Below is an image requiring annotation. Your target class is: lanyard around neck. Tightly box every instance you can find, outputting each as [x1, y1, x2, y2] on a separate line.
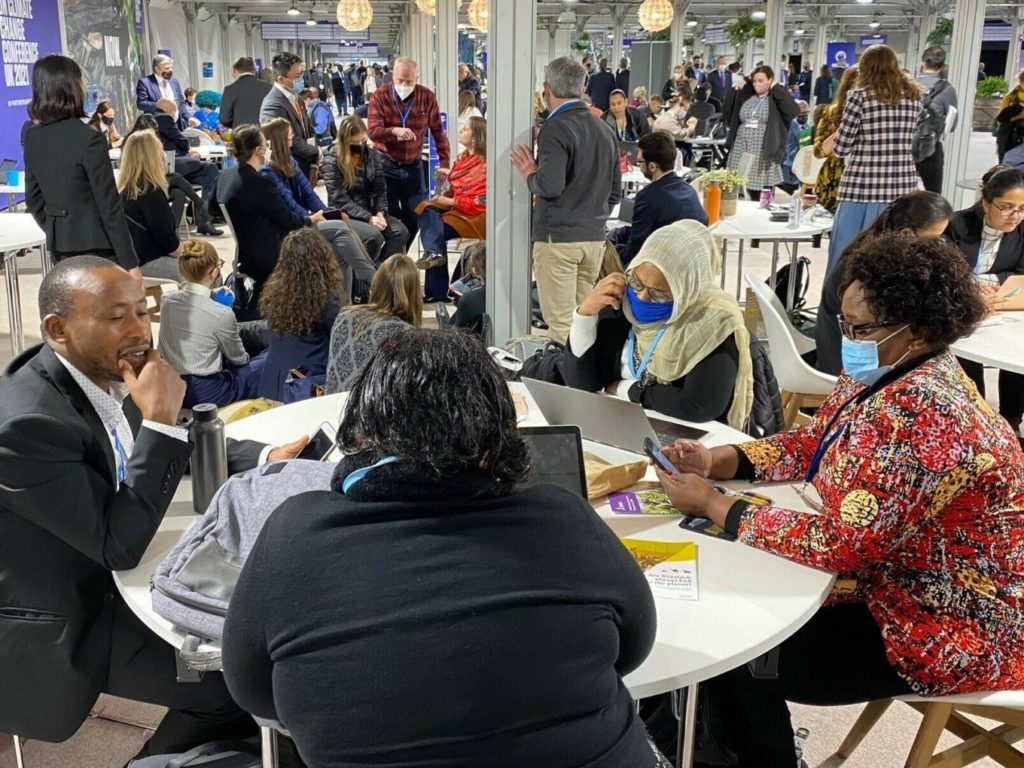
[627, 325, 668, 380]
[391, 87, 414, 127]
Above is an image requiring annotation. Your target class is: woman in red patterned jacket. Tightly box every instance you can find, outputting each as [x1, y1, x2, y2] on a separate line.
[652, 233, 1024, 767]
[414, 116, 487, 303]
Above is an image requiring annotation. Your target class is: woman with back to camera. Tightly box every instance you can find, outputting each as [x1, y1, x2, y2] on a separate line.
[223, 329, 666, 768]
[24, 55, 139, 278]
[321, 115, 409, 263]
[256, 229, 343, 401]
[813, 65, 836, 106]
[260, 117, 376, 302]
[824, 44, 920, 271]
[117, 129, 185, 281]
[724, 65, 800, 199]
[815, 191, 952, 375]
[562, 220, 753, 428]
[946, 166, 1024, 438]
[86, 100, 123, 148]
[224, 124, 309, 319]
[648, 233, 1024, 767]
[325, 253, 422, 394]
[813, 66, 858, 215]
[158, 239, 266, 407]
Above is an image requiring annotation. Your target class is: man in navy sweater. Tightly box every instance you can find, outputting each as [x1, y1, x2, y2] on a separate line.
[622, 131, 707, 265]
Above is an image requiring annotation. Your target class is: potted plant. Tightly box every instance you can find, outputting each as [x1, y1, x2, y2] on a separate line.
[727, 15, 766, 48]
[975, 76, 1010, 131]
[699, 169, 747, 216]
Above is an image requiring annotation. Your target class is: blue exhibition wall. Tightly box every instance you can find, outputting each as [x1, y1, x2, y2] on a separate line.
[0, 0, 64, 174]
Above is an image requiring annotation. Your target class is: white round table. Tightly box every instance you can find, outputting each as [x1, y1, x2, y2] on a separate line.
[710, 199, 834, 303]
[951, 314, 1024, 376]
[114, 386, 834, 768]
[0, 213, 48, 355]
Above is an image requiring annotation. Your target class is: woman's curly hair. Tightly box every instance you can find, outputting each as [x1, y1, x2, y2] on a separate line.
[840, 232, 985, 348]
[195, 89, 221, 109]
[259, 229, 342, 336]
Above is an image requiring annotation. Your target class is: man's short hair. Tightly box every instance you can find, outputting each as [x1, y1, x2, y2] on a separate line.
[152, 54, 172, 70]
[545, 56, 587, 99]
[233, 57, 256, 74]
[273, 52, 302, 79]
[39, 255, 119, 319]
[728, 62, 742, 74]
[649, 94, 664, 105]
[922, 46, 946, 71]
[299, 88, 314, 100]
[637, 131, 677, 172]
[395, 56, 419, 72]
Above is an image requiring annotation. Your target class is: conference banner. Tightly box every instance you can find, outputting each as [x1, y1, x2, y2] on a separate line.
[0, 0, 62, 173]
[64, 0, 145, 122]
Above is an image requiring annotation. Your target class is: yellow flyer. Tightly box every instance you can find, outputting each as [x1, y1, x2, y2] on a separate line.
[621, 539, 698, 601]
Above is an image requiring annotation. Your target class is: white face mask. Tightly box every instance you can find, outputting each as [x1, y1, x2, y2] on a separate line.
[170, 110, 179, 124]
[394, 83, 414, 100]
[264, 146, 272, 164]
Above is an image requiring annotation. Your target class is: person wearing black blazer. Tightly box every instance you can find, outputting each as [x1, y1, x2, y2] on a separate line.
[153, 101, 221, 236]
[259, 52, 319, 177]
[945, 169, 1024, 434]
[707, 56, 733, 105]
[23, 55, 138, 274]
[220, 125, 310, 319]
[0, 256, 303, 752]
[220, 57, 273, 129]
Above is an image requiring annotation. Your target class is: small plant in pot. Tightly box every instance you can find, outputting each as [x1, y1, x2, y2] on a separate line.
[699, 169, 747, 216]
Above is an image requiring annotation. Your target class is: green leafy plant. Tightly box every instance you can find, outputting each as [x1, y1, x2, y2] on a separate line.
[573, 31, 591, 54]
[727, 15, 765, 48]
[648, 28, 671, 42]
[977, 76, 1009, 98]
[700, 168, 748, 195]
[926, 17, 953, 46]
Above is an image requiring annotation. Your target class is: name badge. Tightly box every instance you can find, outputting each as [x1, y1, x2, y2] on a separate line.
[745, 119, 760, 129]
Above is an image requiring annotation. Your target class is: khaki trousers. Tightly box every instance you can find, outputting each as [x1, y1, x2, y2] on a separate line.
[533, 240, 605, 345]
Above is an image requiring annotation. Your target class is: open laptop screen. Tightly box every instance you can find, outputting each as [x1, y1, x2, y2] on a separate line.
[519, 425, 588, 498]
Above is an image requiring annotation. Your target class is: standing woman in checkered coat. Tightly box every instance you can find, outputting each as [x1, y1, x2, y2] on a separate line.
[822, 45, 921, 272]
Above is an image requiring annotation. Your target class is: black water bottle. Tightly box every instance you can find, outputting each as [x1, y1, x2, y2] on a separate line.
[190, 403, 228, 514]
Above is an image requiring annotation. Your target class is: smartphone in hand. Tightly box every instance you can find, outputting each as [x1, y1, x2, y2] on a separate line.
[643, 437, 677, 475]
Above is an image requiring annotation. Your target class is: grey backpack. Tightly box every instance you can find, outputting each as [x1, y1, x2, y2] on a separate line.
[151, 460, 336, 656]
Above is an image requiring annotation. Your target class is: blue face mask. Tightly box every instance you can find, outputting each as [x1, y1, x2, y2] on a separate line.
[341, 455, 399, 494]
[292, 77, 304, 94]
[840, 325, 908, 385]
[625, 285, 674, 324]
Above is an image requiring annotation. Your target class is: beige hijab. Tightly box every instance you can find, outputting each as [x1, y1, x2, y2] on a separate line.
[622, 219, 754, 430]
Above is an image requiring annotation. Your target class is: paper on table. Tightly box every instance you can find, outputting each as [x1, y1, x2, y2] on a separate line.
[621, 539, 699, 600]
[512, 392, 529, 424]
[978, 315, 1006, 328]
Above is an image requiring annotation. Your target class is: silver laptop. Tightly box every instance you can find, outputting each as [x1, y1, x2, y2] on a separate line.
[522, 378, 707, 454]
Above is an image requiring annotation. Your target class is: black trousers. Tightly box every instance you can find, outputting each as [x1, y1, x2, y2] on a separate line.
[959, 357, 1024, 426]
[644, 603, 911, 768]
[915, 142, 944, 194]
[104, 597, 257, 756]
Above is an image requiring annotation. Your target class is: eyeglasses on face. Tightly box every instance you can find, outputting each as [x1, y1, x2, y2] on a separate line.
[625, 269, 672, 303]
[992, 202, 1024, 219]
[836, 315, 900, 341]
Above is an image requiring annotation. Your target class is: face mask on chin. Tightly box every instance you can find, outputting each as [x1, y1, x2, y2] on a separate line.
[161, 70, 173, 80]
[394, 83, 414, 100]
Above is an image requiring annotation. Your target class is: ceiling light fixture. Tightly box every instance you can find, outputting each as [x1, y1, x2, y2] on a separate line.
[468, 0, 488, 32]
[638, 0, 674, 32]
[686, 19, 697, 27]
[868, 20, 880, 27]
[794, 28, 804, 35]
[335, 0, 372, 31]
[751, 9, 767, 20]
[306, 11, 316, 25]
[286, 3, 300, 15]
[855, 0, 874, 5]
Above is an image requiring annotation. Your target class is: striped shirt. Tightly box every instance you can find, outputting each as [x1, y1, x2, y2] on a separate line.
[367, 83, 450, 168]
[834, 88, 920, 203]
[158, 283, 249, 376]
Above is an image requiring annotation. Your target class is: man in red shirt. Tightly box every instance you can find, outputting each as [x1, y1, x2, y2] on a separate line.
[368, 56, 451, 253]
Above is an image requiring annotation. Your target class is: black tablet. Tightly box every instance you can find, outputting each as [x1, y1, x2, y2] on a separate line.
[519, 425, 588, 498]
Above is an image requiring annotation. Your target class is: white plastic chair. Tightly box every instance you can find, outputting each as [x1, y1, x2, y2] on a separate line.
[183, 127, 215, 147]
[793, 145, 826, 187]
[745, 274, 836, 426]
[838, 691, 1024, 767]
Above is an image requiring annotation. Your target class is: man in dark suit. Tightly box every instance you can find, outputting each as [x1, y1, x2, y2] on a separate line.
[685, 56, 706, 86]
[260, 51, 320, 178]
[708, 55, 733, 105]
[219, 56, 272, 129]
[154, 99, 223, 236]
[0, 257, 308, 753]
[621, 132, 707, 264]
[458, 63, 483, 112]
[136, 54, 197, 131]
[585, 57, 616, 112]
[614, 57, 631, 96]
[797, 62, 813, 102]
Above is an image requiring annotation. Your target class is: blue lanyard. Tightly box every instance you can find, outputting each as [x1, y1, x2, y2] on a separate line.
[626, 326, 668, 380]
[802, 391, 861, 485]
[391, 87, 414, 127]
[112, 429, 128, 483]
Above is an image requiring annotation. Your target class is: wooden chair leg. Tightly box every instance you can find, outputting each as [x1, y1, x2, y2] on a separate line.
[782, 391, 801, 429]
[837, 699, 894, 758]
[906, 703, 953, 768]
